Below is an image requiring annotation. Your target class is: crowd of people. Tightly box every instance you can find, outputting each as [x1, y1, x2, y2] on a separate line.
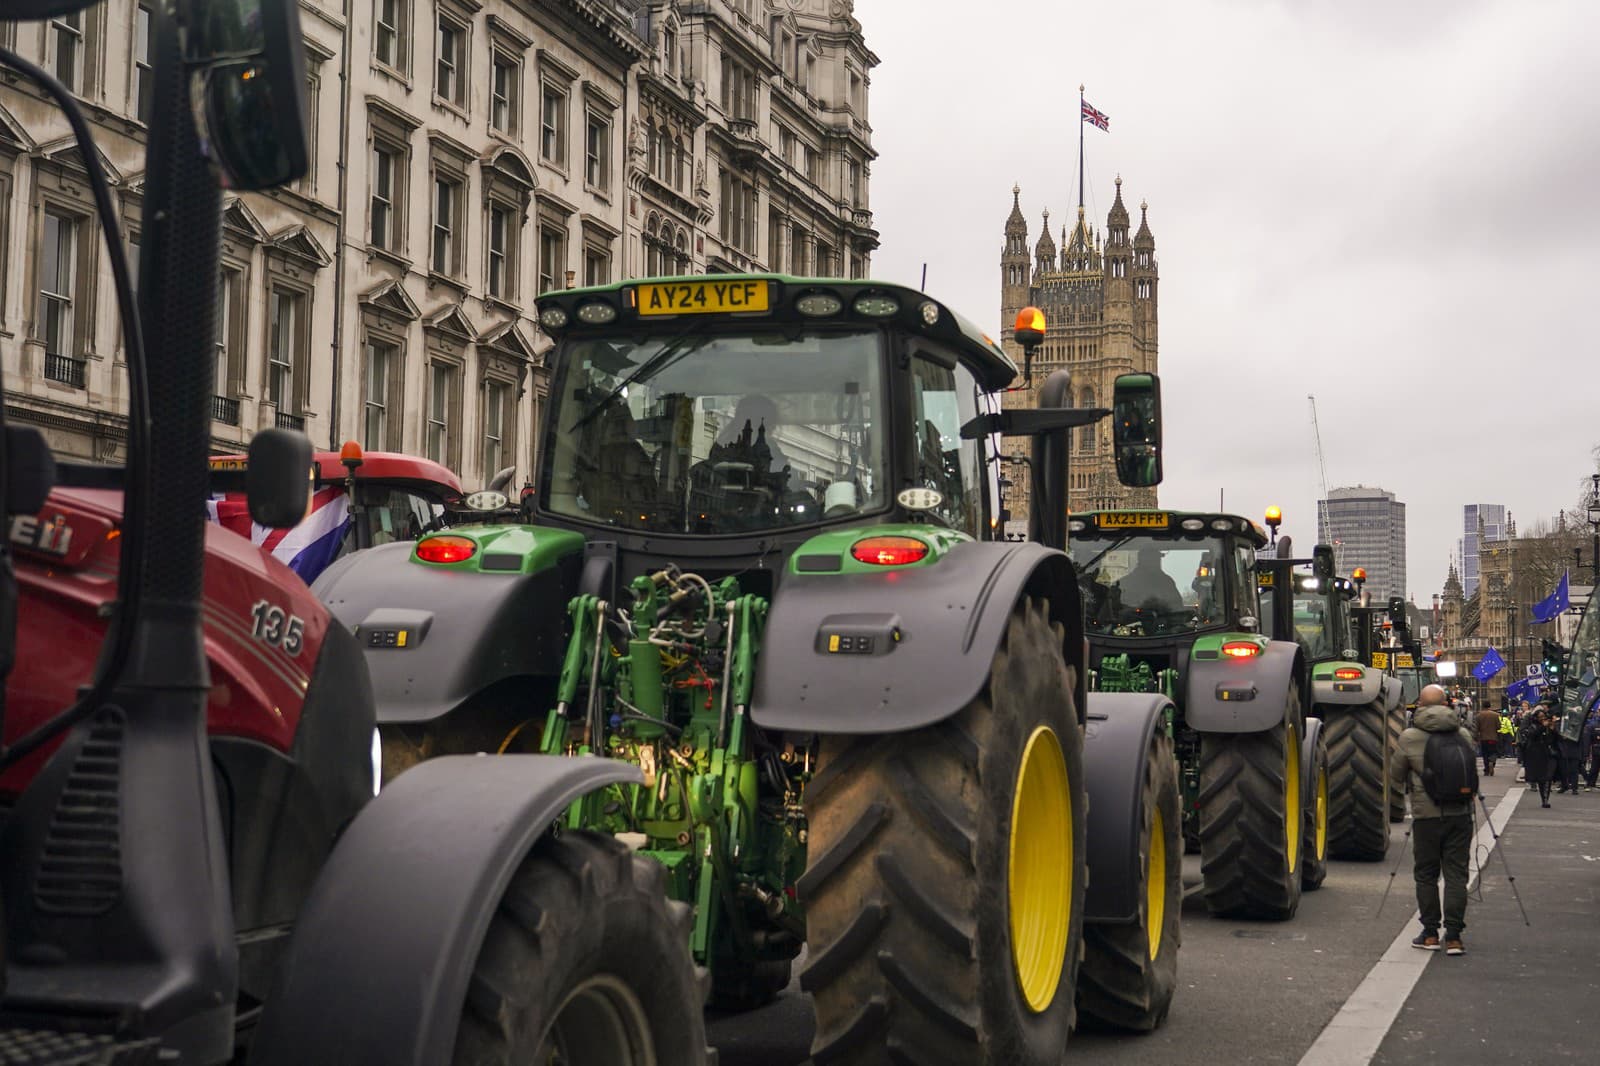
[1459, 696, 1600, 808]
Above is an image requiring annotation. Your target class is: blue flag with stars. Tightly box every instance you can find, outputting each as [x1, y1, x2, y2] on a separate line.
[1532, 570, 1571, 624]
[1473, 646, 1507, 682]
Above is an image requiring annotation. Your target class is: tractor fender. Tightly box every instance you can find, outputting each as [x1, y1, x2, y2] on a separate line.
[1309, 660, 1385, 708]
[1301, 714, 1325, 817]
[1184, 639, 1303, 734]
[1082, 692, 1174, 924]
[750, 540, 1085, 735]
[249, 755, 642, 1066]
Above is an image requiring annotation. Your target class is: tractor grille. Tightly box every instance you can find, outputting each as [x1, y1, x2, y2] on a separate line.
[33, 710, 124, 917]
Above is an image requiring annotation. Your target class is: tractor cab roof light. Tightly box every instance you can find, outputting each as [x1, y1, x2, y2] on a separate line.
[539, 306, 569, 330]
[850, 535, 929, 566]
[576, 301, 617, 325]
[1210, 518, 1234, 533]
[1068, 519, 1087, 533]
[1221, 640, 1261, 659]
[852, 294, 900, 318]
[919, 300, 940, 326]
[796, 292, 844, 316]
[1181, 518, 1206, 531]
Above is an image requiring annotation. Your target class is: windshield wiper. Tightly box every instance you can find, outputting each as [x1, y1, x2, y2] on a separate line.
[571, 326, 708, 432]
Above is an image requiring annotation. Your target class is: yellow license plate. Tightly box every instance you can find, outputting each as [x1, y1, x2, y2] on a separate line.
[636, 280, 770, 316]
[1395, 654, 1415, 668]
[209, 458, 247, 471]
[1097, 512, 1169, 529]
[1258, 571, 1275, 587]
[1371, 652, 1389, 669]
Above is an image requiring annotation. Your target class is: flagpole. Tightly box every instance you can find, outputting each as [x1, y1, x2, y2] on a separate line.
[1078, 84, 1086, 211]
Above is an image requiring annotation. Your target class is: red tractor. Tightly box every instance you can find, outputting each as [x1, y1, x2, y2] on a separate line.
[0, 3, 707, 1063]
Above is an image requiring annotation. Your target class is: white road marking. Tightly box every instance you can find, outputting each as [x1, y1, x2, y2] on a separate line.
[1296, 786, 1522, 1066]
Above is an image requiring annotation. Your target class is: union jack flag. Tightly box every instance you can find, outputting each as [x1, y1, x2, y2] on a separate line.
[207, 485, 352, 585]
[1081, 100, 1110, 131]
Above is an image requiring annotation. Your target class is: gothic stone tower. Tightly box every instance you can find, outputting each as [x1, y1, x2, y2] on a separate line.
[999, 176, 1159, 535]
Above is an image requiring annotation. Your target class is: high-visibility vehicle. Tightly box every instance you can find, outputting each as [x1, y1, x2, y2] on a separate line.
[315, 285, 1185, 1058]
[1069, 509, 1329, 918]
[0, 4, 706, 1062]
[1256, 530, 1401, 861]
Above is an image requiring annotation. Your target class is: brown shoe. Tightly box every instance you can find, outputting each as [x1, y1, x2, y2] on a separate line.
[1445, 939, 1465, 956]
[1412, 933, 1440, 950]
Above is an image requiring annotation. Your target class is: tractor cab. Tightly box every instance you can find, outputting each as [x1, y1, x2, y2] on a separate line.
[1067, 511, 1267, 643]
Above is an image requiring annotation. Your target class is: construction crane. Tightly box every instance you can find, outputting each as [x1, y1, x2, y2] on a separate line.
[1309, 395, 1338, 570]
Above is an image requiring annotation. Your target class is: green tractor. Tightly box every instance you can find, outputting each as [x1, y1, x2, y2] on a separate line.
[314, 284, 1185, 1059]
[1255, 534, 1402, 860]
[1068, 509, 1327, 919]
[1350, 592, 1426, 824]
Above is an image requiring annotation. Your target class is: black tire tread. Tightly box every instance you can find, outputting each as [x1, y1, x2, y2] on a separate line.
[1387, 704, 1407, 822]
[1323, 702, 1390, 861]
[1198, 702, 1304, 920]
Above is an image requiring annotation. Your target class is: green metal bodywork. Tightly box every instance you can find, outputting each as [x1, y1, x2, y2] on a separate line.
[410, 524, 585, 573]
[787, 523, 972, 575]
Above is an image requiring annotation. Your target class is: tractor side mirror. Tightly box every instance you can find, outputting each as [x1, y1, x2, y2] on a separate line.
[185, 0, 310, 190]
[1111, 373, 1162, 487]
[1388, 596, 1410, 634]
[246, 428, 314, 529]
[1312, 544, 1335, 579]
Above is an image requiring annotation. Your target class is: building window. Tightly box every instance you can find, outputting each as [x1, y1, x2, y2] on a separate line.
[487, 202, 519, 301]
[370, 142, 403, 251]
[790, 224, 808, 275]
[49, 12, 84, 93]
[540, 85, 567, 165]
[267, 288, 303, 413]
[721, 57, 755, 120]
[482, 380, 508, 479]
[365, 340, 396, 448]
[778, 127, 795, 166]
[538, 225, 565, 296]
[375, 0, 408, 73]
[432, 173, 462, 276]
[719, 167, 756, 253]
[816, 239, 834, 277]
[299, 58, 322, 194]
[212, 268, 244, 420]
[847, 159, 861, 207]
[767, 210, 782, 269]
[426, 362, 458, 465]
[134, 6, 154, 122]
[491, 52, 519, 134]
[435, 14, 466, 109]
[583, 246, 609, 286]
[585, 112, 609, 191]
[39, 210, 80, 385]
[803, 144, 819, 185]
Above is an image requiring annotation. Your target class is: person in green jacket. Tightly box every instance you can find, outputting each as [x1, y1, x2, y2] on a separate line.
[1389, 683, 1478, 956]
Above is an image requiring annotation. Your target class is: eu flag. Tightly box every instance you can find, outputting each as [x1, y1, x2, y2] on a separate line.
[1472, 646, 1507, 682]
[1532, 570, 1571, 624]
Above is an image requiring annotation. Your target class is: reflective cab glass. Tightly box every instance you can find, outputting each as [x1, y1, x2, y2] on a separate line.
[1070, 535, 1231, 636]
[543, 329, 885, 534]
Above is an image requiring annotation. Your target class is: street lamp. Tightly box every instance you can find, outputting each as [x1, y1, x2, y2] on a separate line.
[1588, 473, 1600, 584]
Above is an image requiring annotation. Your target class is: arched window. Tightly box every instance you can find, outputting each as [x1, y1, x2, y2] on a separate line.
[674, 229, 689, 274]
[1078, 389, 1095, 451]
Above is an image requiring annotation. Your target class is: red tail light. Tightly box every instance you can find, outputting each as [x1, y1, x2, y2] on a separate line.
[1334, 667, 1363, 680]
[1221, 641, 1261, 659]
[851, 536, 930, 566]
[416, 535, 476, 564]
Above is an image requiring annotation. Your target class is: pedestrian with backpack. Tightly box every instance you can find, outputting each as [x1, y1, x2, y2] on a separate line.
[1389, 683, 1479, 956]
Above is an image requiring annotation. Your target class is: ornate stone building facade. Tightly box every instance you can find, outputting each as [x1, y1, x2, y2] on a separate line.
[999, 178, 1158, 535]
[0, 0, 876, 487]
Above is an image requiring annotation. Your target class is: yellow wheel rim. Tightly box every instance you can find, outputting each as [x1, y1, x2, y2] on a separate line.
[1008, 726, 1073, 1013]
[1314, 765, 1329, 860]
[1285, 723, 1301, 875]
[1145, 806, 1166, 961]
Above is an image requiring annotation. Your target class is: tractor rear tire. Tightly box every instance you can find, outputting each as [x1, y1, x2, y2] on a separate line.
[800, 597, 1086, 1066]
[1197, 691, 1305, 921]
[1076, 729, 1181, 1032]
[1324, 703, 1391, 861]
[451, 830, 710, 1066]
[710, 956, 792, 1011]
[1387, 704, 1407, 823]
[1302, 729, 1329, 892]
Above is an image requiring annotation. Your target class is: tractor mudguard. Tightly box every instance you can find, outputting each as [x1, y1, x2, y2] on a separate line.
[1309, 660, 1385, 708]
[1184, 639, 1303, 733]
[1301, 715, 1325, 812]
[1082, 692, 1173, 924]
[750, 540, 1084, 735]
[313, 540, 580, 724]
[249, 755, 642, 1066]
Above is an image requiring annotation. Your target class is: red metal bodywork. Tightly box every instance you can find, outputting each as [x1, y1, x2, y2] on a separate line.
[4, 487, 329, 796]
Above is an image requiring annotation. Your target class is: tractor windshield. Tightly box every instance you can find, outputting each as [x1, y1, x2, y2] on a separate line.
[542, 328, 886, 534]
[1070, 535, 1232, 637]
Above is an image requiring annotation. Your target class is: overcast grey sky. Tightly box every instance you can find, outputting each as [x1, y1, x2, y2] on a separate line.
[854, 0, 1600, 603]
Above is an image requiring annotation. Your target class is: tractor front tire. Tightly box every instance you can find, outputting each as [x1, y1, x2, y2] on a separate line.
[1302, 729, 1329, 892]
[1324, 703, 1391, 860]
[1197, 694, 1305, 921]
[1387, 704, 1407, 823]
[1076, 729, 1182, 1032]
[451, 830, 710, 1066]
[800, 597, 1086, 1066]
